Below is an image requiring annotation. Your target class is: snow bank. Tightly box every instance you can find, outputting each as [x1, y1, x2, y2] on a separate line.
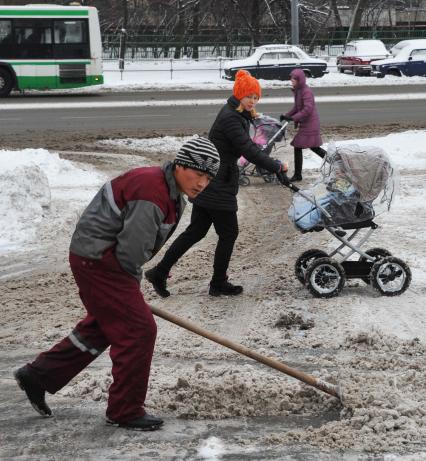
[0, 149, 105, 254]
[99, 59, 426, 92]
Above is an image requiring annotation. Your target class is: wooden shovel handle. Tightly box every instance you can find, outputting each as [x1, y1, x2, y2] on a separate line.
[151, 305, 342, 400]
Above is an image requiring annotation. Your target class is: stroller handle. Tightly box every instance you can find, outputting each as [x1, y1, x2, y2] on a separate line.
[284, 182, 300, 193]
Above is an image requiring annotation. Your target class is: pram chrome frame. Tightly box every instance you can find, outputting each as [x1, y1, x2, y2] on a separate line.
[286, 182, 411, 297]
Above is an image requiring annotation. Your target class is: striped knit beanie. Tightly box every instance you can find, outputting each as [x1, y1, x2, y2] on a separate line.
[174, 137, 220, 177]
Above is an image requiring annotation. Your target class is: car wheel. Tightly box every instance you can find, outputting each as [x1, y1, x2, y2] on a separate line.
[338, 66, 344, 74]
[0, 68, 13, 97]
[388, 69, 401, 77]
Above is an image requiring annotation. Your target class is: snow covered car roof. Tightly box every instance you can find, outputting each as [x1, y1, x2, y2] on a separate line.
[340, 39, 388, 57]
[390, 39, 426, 56]
[371, 43, 426, 66]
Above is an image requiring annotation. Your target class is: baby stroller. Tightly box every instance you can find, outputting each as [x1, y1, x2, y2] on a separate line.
[238, 115, 287, 186]
[287, 143, 411, 298]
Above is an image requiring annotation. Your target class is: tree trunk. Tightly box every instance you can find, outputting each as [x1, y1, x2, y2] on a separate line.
[346, 0, 367, 43]
[174, 0, 184, 59]
[192, 1, 200, 59]
[251, 0, 261, 48]
[308, 7, 332, 54]
[119, 0, 128, 67]
[330, 0, 342, 29]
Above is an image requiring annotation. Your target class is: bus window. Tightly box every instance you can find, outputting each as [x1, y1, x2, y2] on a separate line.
[14, 19, 52, 58]
[53, 19, 89, 58]
[0, 20, 13, 58]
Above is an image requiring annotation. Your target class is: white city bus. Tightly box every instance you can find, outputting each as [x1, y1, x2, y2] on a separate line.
[0, 4, 103, 96]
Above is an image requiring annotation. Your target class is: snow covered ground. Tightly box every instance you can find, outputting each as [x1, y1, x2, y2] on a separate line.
[97, 59, 426, 92]
[2, 131, 426, 290]
[1, 131, 425, 459]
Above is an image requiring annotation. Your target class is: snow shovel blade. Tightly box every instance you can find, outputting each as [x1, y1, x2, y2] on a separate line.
[150, 305, 342, 401]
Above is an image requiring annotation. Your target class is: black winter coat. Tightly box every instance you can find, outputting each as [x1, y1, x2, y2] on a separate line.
[193, 96, 280, 211]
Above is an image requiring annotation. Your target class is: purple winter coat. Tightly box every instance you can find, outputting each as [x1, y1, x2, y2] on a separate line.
[285, 68, 323, 149]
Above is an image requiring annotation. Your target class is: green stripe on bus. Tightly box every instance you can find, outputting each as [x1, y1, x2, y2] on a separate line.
[9, 61, 91, 65]
[0, 9, 89, 16]
[17, 74, 103, 89]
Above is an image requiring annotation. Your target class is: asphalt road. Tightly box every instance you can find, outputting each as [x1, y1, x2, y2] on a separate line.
[0, 84, 425, 134]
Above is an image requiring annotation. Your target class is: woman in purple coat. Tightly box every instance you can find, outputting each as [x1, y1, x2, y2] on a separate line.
[280, 68, 326, 182]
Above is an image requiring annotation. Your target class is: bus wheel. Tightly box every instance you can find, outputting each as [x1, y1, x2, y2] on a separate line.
[0, 69, 13, 97]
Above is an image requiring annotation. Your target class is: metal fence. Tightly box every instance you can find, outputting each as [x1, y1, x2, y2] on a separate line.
[102, 28, 426, 61]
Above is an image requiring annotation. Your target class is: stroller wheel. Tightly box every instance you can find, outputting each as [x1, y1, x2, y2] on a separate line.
[370, 256, 411, 296]
[295, 249, 328, 284]
[305, 257, 346, 298]
[238, 175, 250, 186]
[359, 248, 393, 284]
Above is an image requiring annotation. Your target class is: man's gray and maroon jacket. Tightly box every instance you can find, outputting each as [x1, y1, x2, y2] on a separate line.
[70, 162, 185, 281]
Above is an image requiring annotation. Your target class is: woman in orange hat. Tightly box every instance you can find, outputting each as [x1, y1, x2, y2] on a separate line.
[145, 70, 288, 298]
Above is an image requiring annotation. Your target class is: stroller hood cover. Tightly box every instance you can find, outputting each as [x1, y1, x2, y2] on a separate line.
[331, 144, 394, 202]
[251, 114, 285, 146]
[288, 143, 398, 231]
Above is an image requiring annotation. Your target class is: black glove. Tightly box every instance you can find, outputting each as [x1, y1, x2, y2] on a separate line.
[275, 162, 290, 186]
[261, 145, 272, 156]
[279, 114, 293, 122]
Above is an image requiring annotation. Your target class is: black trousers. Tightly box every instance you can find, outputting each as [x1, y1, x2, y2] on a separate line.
[156, 204, 239, 284]
[294, 146, 326, 176]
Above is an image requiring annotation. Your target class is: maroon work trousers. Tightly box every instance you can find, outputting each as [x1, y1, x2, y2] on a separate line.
[28, 250, 157, 423]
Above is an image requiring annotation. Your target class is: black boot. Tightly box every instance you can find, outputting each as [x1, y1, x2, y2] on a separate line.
[289, 174, 302, 182]
[291, 148, 303, 181]
[209, 279, 243, 297]
[14, 366, 53, 417]
[106, 413, 164, 431]
[145, 267, 170, 298]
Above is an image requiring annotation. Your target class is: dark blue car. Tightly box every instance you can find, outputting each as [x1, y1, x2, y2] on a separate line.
[371, 44, 426, 77]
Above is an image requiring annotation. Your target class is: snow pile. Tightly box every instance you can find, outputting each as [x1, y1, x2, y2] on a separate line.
[0, 149, 105, 254]
[60, 362, 337, 419]
[304, 130, 426, 171]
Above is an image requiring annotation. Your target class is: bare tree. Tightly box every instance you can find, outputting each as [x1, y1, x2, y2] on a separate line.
[346, 0, 368, 43]
[329, 0, 342, 29]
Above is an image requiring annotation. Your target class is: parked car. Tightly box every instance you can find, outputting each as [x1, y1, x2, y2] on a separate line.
[371, 43, 426, 78]
[223, 44, 328, 81]
[336, 39, 389, 76]
[390, 39, 426, 57]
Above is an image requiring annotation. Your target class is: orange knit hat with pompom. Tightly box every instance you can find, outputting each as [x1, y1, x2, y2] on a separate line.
[233, 69, 262, 101]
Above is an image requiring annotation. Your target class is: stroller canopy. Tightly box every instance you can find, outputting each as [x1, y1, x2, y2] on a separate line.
[288, 143, 398, 231]
[251, 114, 285, 146]
[328, 144, 395, 202]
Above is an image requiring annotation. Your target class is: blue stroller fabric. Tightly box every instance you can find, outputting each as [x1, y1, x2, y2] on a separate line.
[290, 186, 375, 231]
